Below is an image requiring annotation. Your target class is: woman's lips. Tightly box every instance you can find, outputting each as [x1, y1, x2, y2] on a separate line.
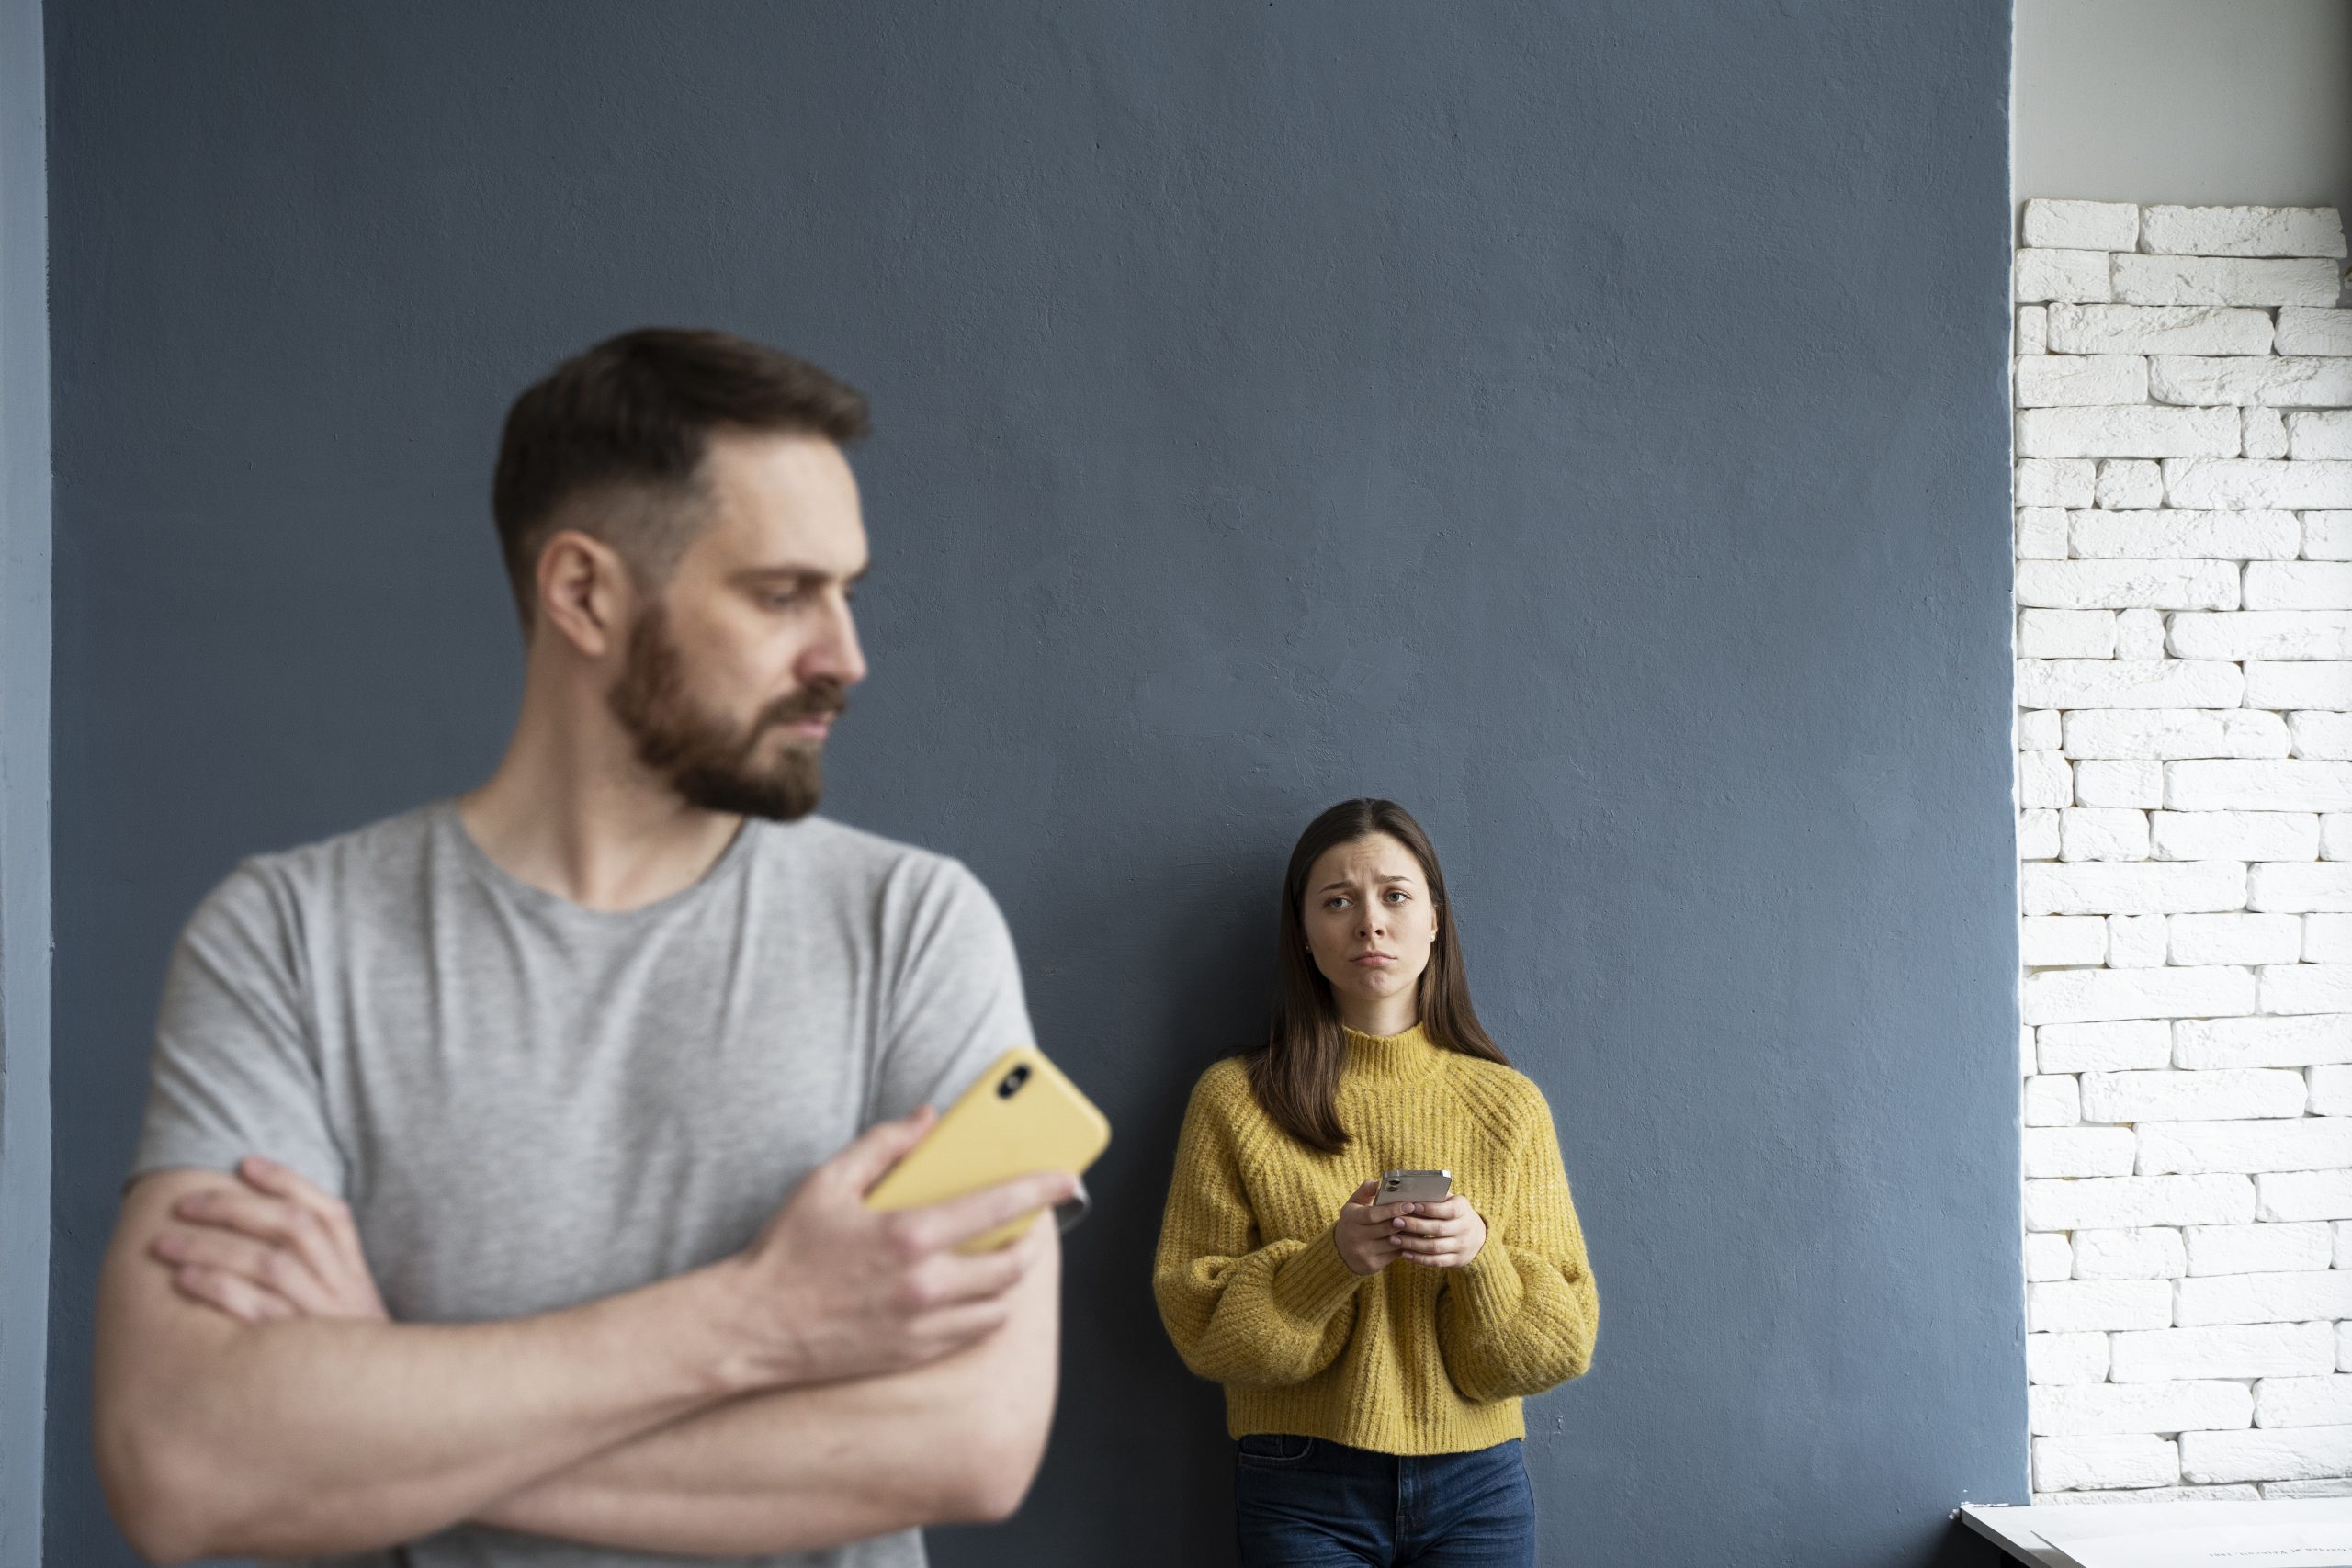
[1351, 953, 1395, 967]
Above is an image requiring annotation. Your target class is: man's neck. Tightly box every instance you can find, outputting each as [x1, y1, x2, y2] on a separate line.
[459, 677, 747, 915]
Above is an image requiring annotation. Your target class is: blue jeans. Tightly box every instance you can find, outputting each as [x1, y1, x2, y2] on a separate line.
[1232, 1434, 1536, 1566]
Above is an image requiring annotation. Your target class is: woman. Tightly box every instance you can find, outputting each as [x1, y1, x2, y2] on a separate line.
[1154, 798, 1598, 1567]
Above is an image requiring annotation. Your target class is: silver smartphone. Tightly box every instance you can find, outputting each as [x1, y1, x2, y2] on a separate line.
[1380, 1168, 1453, 1204]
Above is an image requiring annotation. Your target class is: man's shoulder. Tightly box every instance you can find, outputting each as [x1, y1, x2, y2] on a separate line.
[189, 803, 444, 927]
[747, 815, 992, 907]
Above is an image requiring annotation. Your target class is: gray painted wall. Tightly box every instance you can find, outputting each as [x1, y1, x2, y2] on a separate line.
[44, 4, 2023, 1563]
[2015, 0, 2352, 224]
[0, 0, 51, 1559]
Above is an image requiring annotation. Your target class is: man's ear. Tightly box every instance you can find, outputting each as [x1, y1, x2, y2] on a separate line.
[534, 529, 633, 660]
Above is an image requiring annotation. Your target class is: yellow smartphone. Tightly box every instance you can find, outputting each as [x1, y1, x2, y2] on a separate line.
[865, 1044, 1112, 1253]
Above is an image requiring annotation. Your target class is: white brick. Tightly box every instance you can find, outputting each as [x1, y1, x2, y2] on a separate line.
[2169, 911, 2309, 965]
[2293, 712, 2352, 760]
[2032, 1278, 2172, 1331]
[2165, 460, 2352, 507]
[2030, 1330, 2113, 1385]
[2019, 660, 2245, 709]
[2278, 309, 2352, 357]
[2312, 1066, 2352, 1114]
[2246, 663, 2352, 708]
[2290, 413, 2352, 463]
[2026, 1126, 2139, 1178]
[2245, 408, 2290, 462]
[2049, 305, 2273, 356]
[2141, 1122, 2352, 1179]
[2019, 559, 2239, 611]
[2306, 914, 2352, 961]
[2070, 510, 2300, 561]
[2156, 357, 2352, 410]
[2019, 863, 2247, 918]
[2118, 608, 2169, 660]
[2042, 1485, 2266, 1503]
[2021, 807, 2062, 859]
[2018, 610, 2117, 659]
[2139, 205, 2348, 259]
[2018, 355, 2147, 407]
[2259, 1170, 2352, 1221]
[2183, 1425, 2352, 1483]
[2341, 1321, 2352, 1372]
[2019, 408, 2241, 462]
[2186, 1222, 2333, 1275]
[2338, 1220, 2352, 1264]
[2068, 710, 2289, 761]
[2155, 815, 2320, 863]
[2025, 965, 2256, 1026]
[2249, 564, 2352, 611]
[2018, 748, 2073, 808]
[2113, 254, 2343, 308]
[2018, 304, 2049, 355]
[2037, 1434, 2180, 1491]
[2177, 1015, 2352, 1069]
[2257, 1377, 2352, 1429]
[2027, 1175, 2255, 1232]
[2027, 1231, 2073, 1280]
[2032, 1380, 2248, 1438]
[2253, 863, 2352, 910]
[2072, 1227, 2186, 1280]
[2019, 708, 2064, 750]
[2017, 506, 2069, 559]
[2172, 761, 2352, 811]
[2025, 199, 2139, 253]
[2061, 808, 2150, 861]
[2099, 459, 2167, 510]
[2077, 761, 2166, 807]
[2019, 457, 2098, 507]
[2110, 1321, 2334, 1382]
[2179, 1269, 2352, 1326]
[2109, 913, 2169, 968]
[2082, 1069, 2302, 1123]
[2262, 964, 2352, 1013]
[2024, 915, 2108, 966]
[2265, 1479, 2352, 1497]
[2042, 1020, 2171, 1072]
[2330, 817, 2352, 861]
[2018, 248, 2116, 305]
[2026, 1073, 2083, 1125]
[2310, 516, 2352, 562]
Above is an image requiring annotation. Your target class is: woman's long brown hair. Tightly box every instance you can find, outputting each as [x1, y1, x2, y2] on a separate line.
[1241, 798, 1509, 1154]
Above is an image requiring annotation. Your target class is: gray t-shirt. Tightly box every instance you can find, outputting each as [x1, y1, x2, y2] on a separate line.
[131, 800, 1033, 1568]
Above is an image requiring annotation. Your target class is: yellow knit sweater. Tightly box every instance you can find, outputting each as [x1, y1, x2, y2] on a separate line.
[1152, 1025, 1598, 1455]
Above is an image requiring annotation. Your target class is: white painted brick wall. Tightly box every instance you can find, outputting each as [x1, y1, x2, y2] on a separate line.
[2015, 204, 2352, 1496]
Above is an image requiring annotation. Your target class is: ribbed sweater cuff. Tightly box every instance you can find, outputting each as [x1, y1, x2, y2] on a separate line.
[1450, 1239, 1525, 1325]
[1271, 1226, 1369, 1324]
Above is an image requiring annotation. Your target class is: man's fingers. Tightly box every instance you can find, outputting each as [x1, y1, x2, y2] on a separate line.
[170, 1263, 297, 1324]
[155, 1226, 335, 1313]
[895, 1170, 1077, 1252]
[831, 1107, 941, 1196]
[238, 1156, 348, 1225]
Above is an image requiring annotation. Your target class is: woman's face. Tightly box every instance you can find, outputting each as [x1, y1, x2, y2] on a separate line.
[1301, 832, 1440, 1021]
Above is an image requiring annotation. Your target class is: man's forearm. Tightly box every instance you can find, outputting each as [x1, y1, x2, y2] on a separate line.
[96, 1178, 763, 1562]
[478, 1224, 1063, 1556]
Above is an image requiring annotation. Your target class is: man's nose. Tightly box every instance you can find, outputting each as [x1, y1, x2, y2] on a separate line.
[806, 594, 868, 689]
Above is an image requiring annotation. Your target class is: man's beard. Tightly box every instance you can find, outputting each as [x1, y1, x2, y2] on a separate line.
[605, 604, 848, 822]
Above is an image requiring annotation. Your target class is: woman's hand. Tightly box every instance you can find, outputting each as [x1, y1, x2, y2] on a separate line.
[1334, 1179, 1418, 1275]
[1392, 1194, 1487, 1269]
[150, 1155, 390, 1324]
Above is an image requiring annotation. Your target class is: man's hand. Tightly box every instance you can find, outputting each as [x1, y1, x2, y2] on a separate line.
[1392, 1194, 1487, 1269]
[1334, 1179, 1419, 1276]
[152, 1156, 388, 1324]
[723, 1106, 1077, 1386]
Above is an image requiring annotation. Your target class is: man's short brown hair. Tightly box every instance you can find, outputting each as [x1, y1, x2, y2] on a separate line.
[491, 328, 870, 626]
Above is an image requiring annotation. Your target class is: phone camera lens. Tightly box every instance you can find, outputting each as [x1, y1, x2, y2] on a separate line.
[998, 1065, 1032, 1099]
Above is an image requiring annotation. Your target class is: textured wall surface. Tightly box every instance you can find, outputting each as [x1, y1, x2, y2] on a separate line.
[1, 0, 51, 1558]
[2013, 198, 2352, 1499]
[46, 4, 2019, 1562]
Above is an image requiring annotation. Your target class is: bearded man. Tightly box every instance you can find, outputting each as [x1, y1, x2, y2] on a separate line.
[91, 329, 1074, 1568]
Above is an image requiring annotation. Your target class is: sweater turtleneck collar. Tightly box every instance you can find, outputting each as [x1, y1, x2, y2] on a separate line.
[1341, 1022, 1448, 1083]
